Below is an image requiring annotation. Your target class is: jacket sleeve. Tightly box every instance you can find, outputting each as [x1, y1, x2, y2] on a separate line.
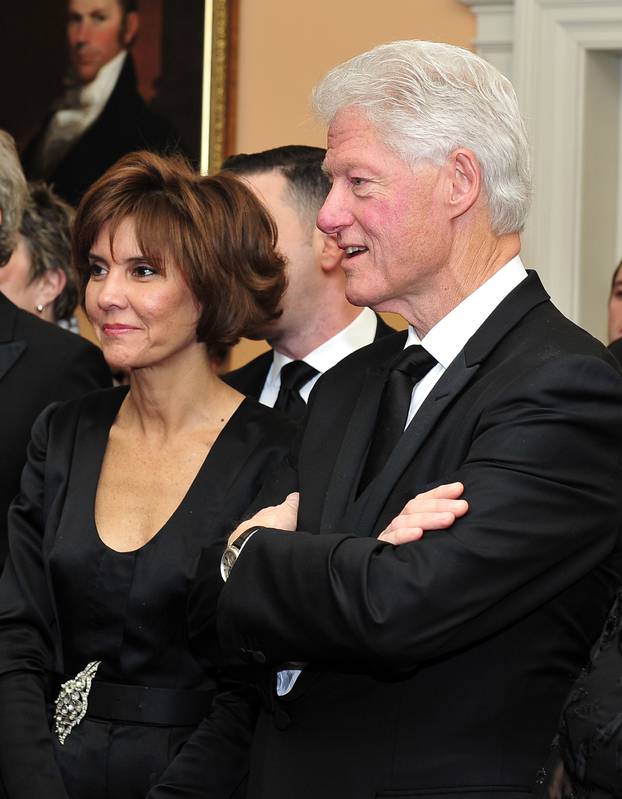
[217, 353, 622, 671]
[0, 403, 69, 799]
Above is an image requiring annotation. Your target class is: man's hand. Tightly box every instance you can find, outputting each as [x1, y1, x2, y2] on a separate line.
[378, 482, 468, 544]
[228, 492, 300, 546]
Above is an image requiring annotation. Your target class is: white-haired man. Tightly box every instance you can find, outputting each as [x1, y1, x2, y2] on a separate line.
[148, 42, 622, 799]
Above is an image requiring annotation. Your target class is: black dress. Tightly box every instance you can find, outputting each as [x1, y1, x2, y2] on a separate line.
[536, 590, 622, 799]
[0, 387, 295, 799]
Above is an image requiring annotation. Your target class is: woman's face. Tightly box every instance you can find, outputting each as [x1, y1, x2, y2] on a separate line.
[608, 264, 622, 344]
[85, 217, 202, 371]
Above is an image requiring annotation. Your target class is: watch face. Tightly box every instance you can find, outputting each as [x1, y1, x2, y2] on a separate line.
[221, 547, 238, 581]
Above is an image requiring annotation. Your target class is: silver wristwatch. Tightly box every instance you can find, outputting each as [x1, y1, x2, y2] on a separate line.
[220, 527, 258, 582]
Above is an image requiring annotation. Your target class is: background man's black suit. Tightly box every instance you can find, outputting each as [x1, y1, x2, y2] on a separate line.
[224, 314, 394, 399]
[0, 293, 111, 568]
[218, 272, 622, 799]
[22, 56, 180, 207]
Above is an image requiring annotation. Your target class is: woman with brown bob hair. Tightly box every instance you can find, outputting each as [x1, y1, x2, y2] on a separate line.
[0, 151, 295, 798]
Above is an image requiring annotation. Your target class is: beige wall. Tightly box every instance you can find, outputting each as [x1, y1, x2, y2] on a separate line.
[230, 0, 475, 370]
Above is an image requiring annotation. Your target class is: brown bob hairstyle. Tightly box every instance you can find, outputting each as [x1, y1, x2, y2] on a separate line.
[73, 150, 286, 351]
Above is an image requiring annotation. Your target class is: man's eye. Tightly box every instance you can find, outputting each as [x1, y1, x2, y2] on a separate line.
[92, 12, 107, 22]
[351, 178, 366, 186]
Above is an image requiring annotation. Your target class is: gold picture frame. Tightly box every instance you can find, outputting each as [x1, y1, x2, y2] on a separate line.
[202, 0, 238, 174]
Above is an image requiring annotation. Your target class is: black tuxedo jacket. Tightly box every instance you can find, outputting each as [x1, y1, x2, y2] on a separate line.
[0, 293, 111, 568]
[224, 313, 394, 399]
[22, 56, 181, 207]
[218, 272, 622, 799]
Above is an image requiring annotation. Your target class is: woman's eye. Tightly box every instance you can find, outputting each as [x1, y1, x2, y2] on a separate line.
[88, 263, 106, 278]
[133, 264, 156, 278]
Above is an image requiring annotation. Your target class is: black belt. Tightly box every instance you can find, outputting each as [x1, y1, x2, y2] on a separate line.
[50, 673, 216, 726]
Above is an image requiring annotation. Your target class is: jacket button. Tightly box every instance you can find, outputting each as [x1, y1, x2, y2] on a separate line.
[274, 709, 291, 730]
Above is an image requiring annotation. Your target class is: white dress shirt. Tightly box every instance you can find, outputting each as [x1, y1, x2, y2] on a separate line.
[404, 256, 527, 427]
[259, 306, 378, 407]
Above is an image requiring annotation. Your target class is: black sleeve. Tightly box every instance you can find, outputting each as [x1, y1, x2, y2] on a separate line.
[0, 404, 69, 799]
[218, 354, 622, 671]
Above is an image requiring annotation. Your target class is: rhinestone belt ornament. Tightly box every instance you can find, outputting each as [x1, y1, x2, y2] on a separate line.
[54, 660, 101, 744]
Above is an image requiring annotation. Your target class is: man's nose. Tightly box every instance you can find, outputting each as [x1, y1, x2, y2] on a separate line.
[317, 183, 353, 235]
[72, 20, 91, 44]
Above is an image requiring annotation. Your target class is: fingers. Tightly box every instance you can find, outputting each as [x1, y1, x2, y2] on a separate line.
[401, 496, 468, 518]
[283, 492, 300, 510]
[378, 527, 424, 544]
[382, 510, 458, 536]
[417, 481, 465, 500]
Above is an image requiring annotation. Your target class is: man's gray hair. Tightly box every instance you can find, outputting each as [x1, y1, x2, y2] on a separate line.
[0, 130, 28, 266]
[312, 40, 531, 235]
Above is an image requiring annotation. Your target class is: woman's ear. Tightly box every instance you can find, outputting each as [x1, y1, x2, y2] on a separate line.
[34, 268, 67, 312]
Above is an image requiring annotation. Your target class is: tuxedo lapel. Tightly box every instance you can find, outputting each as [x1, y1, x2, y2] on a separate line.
[319, 364, 386, 531]
[349, 352, 479, 534]
[0, 296, 25, 382]
[336, 271, 551, 536]
[0, 340, 27, 382]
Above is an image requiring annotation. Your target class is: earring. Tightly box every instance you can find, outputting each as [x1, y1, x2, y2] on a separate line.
[35, 304, 45, 314]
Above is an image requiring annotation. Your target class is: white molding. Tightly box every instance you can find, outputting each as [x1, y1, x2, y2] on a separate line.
[458, 0, 515, 76]
[512, 1, 622, 330]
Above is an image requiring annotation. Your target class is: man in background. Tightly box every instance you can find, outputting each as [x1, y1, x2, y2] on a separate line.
[0, 130, 111, 570]
[223, 145, 392, 419]
[22, 0, 180, 206]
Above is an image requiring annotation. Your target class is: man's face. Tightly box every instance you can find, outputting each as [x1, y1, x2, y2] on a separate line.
[244, 170, 322, 342]
[317, 107, 451, 317]
[67, 0, 130, 84]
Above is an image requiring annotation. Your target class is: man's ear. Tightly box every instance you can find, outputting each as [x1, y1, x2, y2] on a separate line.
[447, 148, 481, 220]
[122, 12, 140, 48]
[317, 232, 343, 274]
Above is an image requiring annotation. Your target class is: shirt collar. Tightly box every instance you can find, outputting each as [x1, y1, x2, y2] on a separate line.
[79, 49, 127, 108]
[406, 256, 528, 367]
[266, 306, 378, 386]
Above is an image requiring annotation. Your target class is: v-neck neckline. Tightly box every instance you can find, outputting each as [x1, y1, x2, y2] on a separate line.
[89, 391, 251, 555]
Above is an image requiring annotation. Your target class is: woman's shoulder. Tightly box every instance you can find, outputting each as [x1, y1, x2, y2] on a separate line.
[45, 384, 128, 428]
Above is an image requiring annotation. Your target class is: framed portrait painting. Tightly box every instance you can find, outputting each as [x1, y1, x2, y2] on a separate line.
[0, 0, 237, 199]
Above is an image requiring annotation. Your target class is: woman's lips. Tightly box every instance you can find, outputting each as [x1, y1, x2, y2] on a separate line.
[102, 324, 138, 336]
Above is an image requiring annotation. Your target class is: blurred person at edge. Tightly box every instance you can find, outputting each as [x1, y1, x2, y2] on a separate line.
[223, 145, 393, 419]
[22, 0, 181, 207]
[0, 182, 80, 331]
[0, 130, 110, 573]
[607, 258, 622, 364]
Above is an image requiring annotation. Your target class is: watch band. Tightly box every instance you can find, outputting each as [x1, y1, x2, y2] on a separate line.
[220, 527, 259, 582]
